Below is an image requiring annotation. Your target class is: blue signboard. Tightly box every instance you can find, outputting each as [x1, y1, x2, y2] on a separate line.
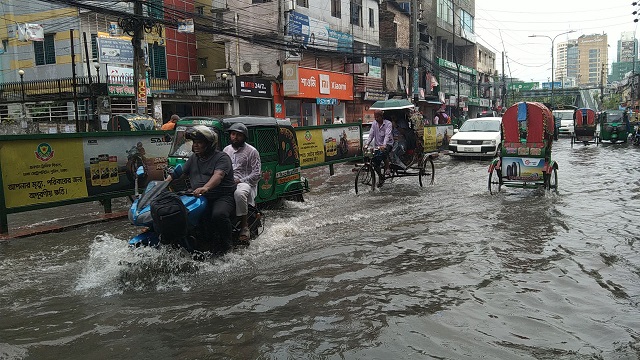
[541, 82, 563, 90]
[287, 11, 352, 52]
[317, 98, 338, 105]
[97, 37, 134, 65]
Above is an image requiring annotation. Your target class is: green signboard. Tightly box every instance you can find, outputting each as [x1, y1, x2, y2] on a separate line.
[508, 82, 539, 91]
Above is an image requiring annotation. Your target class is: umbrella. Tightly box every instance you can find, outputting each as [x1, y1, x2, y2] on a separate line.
[369, 98, 415, 111]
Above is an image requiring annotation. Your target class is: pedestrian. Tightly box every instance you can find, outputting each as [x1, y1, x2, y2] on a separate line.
[161, 114, 179, 131]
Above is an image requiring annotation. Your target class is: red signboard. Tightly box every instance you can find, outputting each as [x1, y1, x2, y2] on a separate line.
[284, 67, 353, 100]
[137, 79, 147, 107]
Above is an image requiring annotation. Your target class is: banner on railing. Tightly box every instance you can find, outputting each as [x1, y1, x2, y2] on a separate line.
[0, 133, 171, 209]
[295, 124, 362, 168]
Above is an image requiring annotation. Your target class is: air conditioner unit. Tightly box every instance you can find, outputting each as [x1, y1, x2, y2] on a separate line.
[190, 74, 205, 82]
[212, 0, 227, 10]
[240, 60, 260, 75]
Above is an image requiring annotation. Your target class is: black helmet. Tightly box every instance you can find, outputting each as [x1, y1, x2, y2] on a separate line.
[228, 122, 248, 137]
[185, 125, 218, 145]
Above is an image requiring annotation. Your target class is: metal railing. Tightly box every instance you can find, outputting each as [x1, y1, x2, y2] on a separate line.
[0, 76, 232, 103]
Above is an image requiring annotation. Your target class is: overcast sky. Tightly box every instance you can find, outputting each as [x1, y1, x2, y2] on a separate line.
[474, 0, 638, 83]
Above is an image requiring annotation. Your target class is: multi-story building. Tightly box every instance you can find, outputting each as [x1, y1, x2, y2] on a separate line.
[556, 39, 578, 87]
[556, 34, 608, 88]
[420, 0, 489, 120]
[577, 34, 608, 87]
[610, 32, 637, 84]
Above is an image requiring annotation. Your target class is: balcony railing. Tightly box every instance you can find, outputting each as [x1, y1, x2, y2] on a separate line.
[0, 76, 232, 104]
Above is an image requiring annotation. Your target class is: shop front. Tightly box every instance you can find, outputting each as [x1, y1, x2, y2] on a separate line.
[235, 76, 272, 116]
[276, 65, 353, 126]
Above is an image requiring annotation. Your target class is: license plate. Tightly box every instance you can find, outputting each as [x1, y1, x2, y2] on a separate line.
[463, 147, 476, 152]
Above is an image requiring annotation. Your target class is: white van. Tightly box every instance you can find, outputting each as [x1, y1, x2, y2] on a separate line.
[552, 109, 574, 136]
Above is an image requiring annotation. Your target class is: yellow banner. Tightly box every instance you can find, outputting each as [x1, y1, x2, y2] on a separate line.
[1, 139, 88, 208]
[296, 129, 325, 167]
[423, 126, 437, 152]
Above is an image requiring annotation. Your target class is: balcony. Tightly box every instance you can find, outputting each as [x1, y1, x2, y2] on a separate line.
[0, 76, 232, 104]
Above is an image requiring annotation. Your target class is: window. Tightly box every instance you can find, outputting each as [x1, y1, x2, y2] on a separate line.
[437, 0, 453, 25]
[34, 34, 56, 66]
[146, 0, 163, 19]
[195, 6, 204, 14]
[91, 33, 98, 60]
[296, 0, 308, 7]
[2, 39, 8, 53]
[148, 43, 167, 79]
[460, 10, 473, 35]
[350, 0, 362, 26]
[331, 0, 341, 18]
[369, 8, 374, 28]
[198, 57, 208, 69]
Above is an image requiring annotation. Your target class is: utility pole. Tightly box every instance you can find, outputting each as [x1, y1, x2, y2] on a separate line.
[133, 0, 147, 116]
[501, 51, 506, 111]
[411, 0, 419, 103]
[70, 29, 80, 131]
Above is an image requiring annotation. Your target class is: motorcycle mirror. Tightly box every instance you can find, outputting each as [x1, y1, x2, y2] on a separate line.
[136, 166, 145, 177]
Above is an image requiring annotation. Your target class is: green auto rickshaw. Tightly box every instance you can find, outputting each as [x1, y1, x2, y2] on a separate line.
[166, 115, 309, 205]
[598, 110, 630, 144]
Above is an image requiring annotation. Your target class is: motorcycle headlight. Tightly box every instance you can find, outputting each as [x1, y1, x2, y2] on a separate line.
[482, 140, 496, 145]
[449, 139, 457, 145]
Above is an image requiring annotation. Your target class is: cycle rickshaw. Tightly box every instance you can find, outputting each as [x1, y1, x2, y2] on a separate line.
[354, 99, 437, 194]
[571, 107, 597, 146]
[488, 101, 558, 194]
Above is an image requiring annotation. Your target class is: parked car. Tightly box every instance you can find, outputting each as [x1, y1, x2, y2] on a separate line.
[448, 117, 502, 158]
[553, 109, 575, 136]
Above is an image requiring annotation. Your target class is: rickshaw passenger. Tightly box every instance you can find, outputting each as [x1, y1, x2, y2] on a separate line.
[390, 118, 407, 170]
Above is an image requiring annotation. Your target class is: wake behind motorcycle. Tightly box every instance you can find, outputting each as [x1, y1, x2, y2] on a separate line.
[127, 166, 263, 255]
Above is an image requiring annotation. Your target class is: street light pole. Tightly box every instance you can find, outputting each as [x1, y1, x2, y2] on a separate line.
[529, 30, 576, 109]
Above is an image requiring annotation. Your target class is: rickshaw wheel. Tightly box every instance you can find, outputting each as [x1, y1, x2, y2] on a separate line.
[488, 167, 502, 195]
[570, 136, 574, 147]
[419, 155, 435, 187]
[544, 168, 558, 192]
[355, 164, 376, 194]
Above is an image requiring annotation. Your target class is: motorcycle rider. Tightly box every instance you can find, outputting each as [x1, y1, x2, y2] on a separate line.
[223, 123, 261, 242]
[165, 125, 237, 254]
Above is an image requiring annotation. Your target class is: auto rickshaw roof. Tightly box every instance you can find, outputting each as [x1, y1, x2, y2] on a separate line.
[177, 115, 290, 128]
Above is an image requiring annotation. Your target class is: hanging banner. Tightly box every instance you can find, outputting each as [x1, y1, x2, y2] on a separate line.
[17, 23, 44, 42]
[177, 19, 194, 33]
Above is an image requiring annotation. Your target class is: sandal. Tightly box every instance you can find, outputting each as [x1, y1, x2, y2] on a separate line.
[238, 227, 250, 242]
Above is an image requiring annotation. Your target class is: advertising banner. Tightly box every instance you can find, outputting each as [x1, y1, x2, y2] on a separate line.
[322, 126, 361, 161]
[1, 139, 88, 208]
[97, 37, 134, 65]
[287, 11, 353, 52]
[296, 128, 325, 167]
[295, 125, 362, 168]
[0, 134, 172, 209]
[501, 157, 545, 181]
[423, 125, 453, 152]
[82, 135, 171, 196]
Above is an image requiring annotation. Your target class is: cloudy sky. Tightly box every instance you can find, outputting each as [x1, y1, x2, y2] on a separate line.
[474, 0, 638, 83]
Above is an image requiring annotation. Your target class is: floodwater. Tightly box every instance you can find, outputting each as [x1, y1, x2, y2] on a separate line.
[1, 138, 639, 359]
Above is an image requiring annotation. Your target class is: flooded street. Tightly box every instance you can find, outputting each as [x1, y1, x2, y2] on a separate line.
[1, 137, 639, 359]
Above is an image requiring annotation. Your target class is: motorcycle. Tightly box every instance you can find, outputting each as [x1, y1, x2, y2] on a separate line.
[127, 165, 264, 256]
